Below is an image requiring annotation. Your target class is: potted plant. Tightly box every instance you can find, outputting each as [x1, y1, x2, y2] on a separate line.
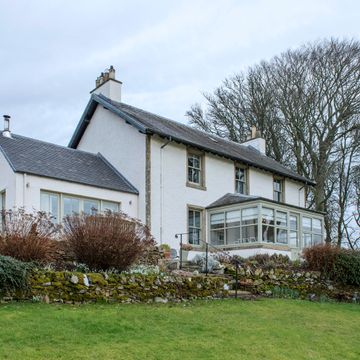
[159, 244, 171, 259]
[180, 243, 193, 262]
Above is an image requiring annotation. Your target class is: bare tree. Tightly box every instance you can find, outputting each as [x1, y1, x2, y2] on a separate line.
[187, 38, 360, 244]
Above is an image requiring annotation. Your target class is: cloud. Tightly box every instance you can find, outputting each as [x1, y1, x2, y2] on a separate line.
[0, 0, 359, 145]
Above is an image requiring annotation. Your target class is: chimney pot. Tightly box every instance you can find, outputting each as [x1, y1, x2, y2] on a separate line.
[3, 115, 12, 138]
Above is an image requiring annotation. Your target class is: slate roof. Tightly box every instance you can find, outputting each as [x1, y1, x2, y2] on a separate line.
[206, 193, 324, 215]
[69, 94, 315, 186]
[0, 134, 138, 194]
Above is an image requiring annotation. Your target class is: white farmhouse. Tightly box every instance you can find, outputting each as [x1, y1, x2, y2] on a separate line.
[0, 67, 324, 259]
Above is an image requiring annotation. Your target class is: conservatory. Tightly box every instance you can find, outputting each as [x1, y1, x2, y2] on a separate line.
[206, 194, 324, 251]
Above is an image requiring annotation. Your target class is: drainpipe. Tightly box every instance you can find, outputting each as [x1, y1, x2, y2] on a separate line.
[160, 137, 172, 244]
[298, 184, 306, 207]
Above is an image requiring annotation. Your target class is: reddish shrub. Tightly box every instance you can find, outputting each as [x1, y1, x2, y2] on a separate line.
[302, 244, 340, 275]
[63, 212, 155, 271]
[0, 209, 60, 264]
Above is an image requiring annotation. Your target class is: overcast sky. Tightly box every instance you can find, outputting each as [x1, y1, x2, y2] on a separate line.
[0, 0, 359, 146]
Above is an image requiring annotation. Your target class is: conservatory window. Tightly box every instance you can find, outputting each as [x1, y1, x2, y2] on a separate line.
[210, 207, 258, 246]
[289, 214, 299, 247]
[302, 217, 323, 247]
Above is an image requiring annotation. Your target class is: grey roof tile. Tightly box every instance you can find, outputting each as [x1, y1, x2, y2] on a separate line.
[0, 134, 138, 194]
[89, 95, 314, 185]
[206, 192, 323, 215]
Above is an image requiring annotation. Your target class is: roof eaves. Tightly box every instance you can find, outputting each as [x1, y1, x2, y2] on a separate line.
[206, 195, 324, 215]
[151, 132, 315, 186]
[68, 96, 98, 148]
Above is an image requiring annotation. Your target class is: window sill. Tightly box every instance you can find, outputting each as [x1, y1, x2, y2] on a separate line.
[186, 182, 207, 191]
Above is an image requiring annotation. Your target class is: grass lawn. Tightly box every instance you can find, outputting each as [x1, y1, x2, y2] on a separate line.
[0, 299, 359, 360]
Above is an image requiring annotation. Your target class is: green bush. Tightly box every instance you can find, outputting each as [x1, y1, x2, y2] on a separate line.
[0, 255, 32, 293]
[303, 245, 360, 286]
[332, 250, 360, 287]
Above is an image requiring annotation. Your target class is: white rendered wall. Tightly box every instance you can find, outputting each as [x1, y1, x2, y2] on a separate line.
[285, 179, 305, 207]
[150, 135, 307, 249]
[76, 105, 146, 222]
[248, 169, 273, 199]
[0, 152, 17, 209]
[17, 174, 138, 217]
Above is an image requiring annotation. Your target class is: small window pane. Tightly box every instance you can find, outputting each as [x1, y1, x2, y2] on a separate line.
[83, 199, 99, 215]
[210, 213, 225, 229]
[262, 224, 275, 242]
[290, 215, 298, 231]
[226, 227, 240, 245]
[262, 208, 274, 225]
[102, 201, 119, 213]
[303, 233, 312, 247]
[211, 229, 225, 245]
[302, 217, 311, 232]
[276, 211, 287, 227]
[242, 207, 258, 225]
[40, 192, 59, 222]
[313, 234, 322, 245]
[63, 197, 80, 217]
[276, 228, 288, 244]
[189, 229, 200, 245]
[312, 219, 322, 234]
[226, 211, 240, 227]
[289, 231, 298, 247]
[242, 225, 258, 243]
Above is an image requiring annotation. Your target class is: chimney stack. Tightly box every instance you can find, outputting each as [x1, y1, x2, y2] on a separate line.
[242, 125, 266, 154]
[2, 115, 12, 138]
[91, 66, 122, 102]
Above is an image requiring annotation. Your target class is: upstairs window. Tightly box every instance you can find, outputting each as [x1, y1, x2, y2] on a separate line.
[235, 166, 247, 194]
[273, 178, 284, 202]
[187, 150, 205, 188]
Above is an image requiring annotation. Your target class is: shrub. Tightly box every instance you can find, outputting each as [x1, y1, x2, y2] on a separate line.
[0, 209, 60, 264]
[303, 244, 360, 286]
[246, 253, 291, 269]
[0, 255, 32, 292]
[332, 250, 360, 287]
[302, 244, 340, 276]
[63, 211, 155, 271]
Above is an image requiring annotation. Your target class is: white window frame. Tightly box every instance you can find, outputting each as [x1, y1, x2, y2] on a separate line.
[273, 178, 284, 202]
[40, 190, 121, 222]
[235, 165, 247, 195]
[188, 207, 202, 246]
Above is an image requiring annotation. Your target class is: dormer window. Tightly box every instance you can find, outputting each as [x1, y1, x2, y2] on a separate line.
[235, 166, 247, 194]
[273, 178, 284, 202]
[187, 149, 205, 189]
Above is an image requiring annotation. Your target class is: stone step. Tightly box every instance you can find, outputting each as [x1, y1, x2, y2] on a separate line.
[227, 290, 257, 299]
